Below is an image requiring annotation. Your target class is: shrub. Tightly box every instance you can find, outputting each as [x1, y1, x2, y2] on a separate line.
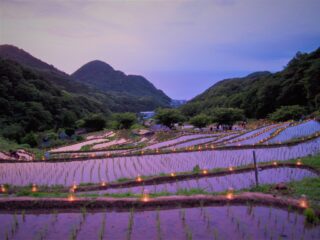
[155, 108, 185, 129]
[269, 105, 306, 121]
[21, 132, 38, 148]
[112, 113, 137, 129]
[209, 108, 244, 127]
[189, 114, 211, 129]
[304, 208, 319, 224]
[192, 164, 200, 173]
[65, 128, 75, 137]
[83, 114, 106, 131]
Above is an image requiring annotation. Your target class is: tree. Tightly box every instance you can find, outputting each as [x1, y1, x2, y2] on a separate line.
[1, 124, 25, 142]
[209, 108, 244, 128]
[112, 112, 137, 129]
[180, 102, 202, 118]
[189, 114, 211, 129]
[155, 108, 185, 129]
[21, 132, 38, 148]
[83, 114, 106, 131]
[65, 128, 75, 137]
[269, 105, 306, 121]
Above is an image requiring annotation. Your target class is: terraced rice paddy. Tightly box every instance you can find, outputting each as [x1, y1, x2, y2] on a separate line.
[267, 120, 320, 144]
[143, 134, 218, 150]
[1, 120, 320, 239]
[93, 167, 318, 195]
[1, 137, 320, 186]
[1, 205, 319, 240]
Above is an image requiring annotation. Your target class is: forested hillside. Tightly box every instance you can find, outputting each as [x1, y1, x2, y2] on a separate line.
[0, 45, 171, 112]
[72, 60, 170, 107]
[182, 48, 320, 118]
[0, 59, 107, 142]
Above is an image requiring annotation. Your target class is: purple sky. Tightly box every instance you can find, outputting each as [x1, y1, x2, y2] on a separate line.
[1, 0, 320, 99]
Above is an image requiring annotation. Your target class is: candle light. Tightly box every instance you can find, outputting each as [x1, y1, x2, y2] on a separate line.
[136, 175, 143, 182]
[299, 195, 308, 208]
[273, 161, 277, 166]
[101, 181, 107, 187]
[68, 192, 76, 202]
[202, 169, 208, 175]
[170, 172, 176, 177]
[296, 159, 302, 166]
[1, 184, 6, 193]
[31, 184, 37, 192]
[226, 187, 234, 200]
[141, 190, 150, 202]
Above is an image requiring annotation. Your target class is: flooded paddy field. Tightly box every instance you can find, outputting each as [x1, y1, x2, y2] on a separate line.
[1, 137, 319, 186]
[0, 205, 319, 240]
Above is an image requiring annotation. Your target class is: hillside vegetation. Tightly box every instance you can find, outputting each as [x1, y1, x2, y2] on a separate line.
[0, 45, 171, 112]
[0, 59, 107, 142]
[72, 60, 170, 107]
[181, 48, 320, 118]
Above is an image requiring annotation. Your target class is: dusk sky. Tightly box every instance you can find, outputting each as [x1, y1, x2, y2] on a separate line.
[1, 0, 320, 99]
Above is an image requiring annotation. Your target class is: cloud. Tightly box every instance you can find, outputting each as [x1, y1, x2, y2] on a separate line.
[1, 0, 319, 99]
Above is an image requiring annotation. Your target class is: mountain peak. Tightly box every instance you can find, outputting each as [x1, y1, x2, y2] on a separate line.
[0, 44, 65, 75]
[245, 71, 271, 78]
[72, 60, 171, 103]
[82, 60, 114, 71]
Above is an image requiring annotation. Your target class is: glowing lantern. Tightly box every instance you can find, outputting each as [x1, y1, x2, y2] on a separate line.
[141, 190, 150, 202]
[1, 184, 6, 193]
[273, 161, 277, 166]
[299, 195, 308, 208]
[31, 184, 37, 192]
[226, 187, 234, 200]
[136, 175, 143, 182]
[229, 166, 234, 172]
[68, 192, 76, 202]
[296, 159, 302, 166]
[101, 181, 107, 187]
[170, 172, 176, 177]
[202, 169, 208, 175]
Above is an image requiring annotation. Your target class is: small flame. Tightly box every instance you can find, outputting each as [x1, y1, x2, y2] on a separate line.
[141, 190, 149, 202]
[136, 176, 142, 182]
[31, 184, 37, 192]
[68, 193, 76, 202]
[101, 181, 107, 187]
[299, 195, 308, 208]
[226, 187, 234, 200]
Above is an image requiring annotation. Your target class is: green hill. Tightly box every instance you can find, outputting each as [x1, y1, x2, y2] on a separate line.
[0, 59, 107, 141]
[72, 60, 170, 107]
[0, 45, 170, 112]
[182, 48, 320, 118]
